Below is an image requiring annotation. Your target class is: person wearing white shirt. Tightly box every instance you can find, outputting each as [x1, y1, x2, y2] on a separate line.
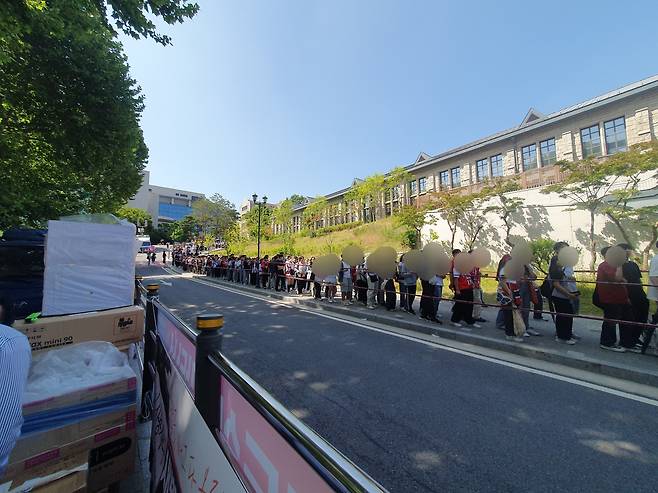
[648, 241, 658, 323]
[0, 298, 31, 476]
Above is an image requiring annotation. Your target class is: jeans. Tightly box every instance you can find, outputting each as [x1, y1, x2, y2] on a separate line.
[404, 283, 417, 311]
[501, 303, 514, 336]
[519, 283, 532, 329]
[399, 283, 407, 310]
[367, 277, 377, 306]
[472, 287, 483, 319]
[552, 296, 574, 341]
[601, 303, 634, 347]
[496, 308, 505, 329]
[433, 285, 443, 318]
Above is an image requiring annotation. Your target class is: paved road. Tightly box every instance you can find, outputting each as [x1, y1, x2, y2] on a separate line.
[140, 264, 658, 493]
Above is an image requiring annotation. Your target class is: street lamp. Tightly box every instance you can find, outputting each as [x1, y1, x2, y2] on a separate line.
[252, 194, 267, 281]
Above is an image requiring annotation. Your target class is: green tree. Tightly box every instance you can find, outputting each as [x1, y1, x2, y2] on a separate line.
[302, 196, 328, 230]
[481, 178, 523, 247]
[223, 223, 248, 255]
[433, 191, 477, 250]
[541, 157, 624, 270]
[147, 222, 173, 244]
[529, 237, 555, 274]
[115, 206, 151, 227]
[170, 215, 198, 242]
[394, 205, 431, 249]
[386, 166, 412, 212]
[346, 174, 386, 222]
[242, 205, 273, 239]
[192, 194, 238, 241]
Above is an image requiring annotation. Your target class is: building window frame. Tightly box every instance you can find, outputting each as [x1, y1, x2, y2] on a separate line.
[580, 124, 602, 158]
[539, 137, 556, 166]
[451, 167, 461, 188]
[409, 180, 418, 196]
[439, 170, 450, 189]
[475, 158, 489, 182]
[604, 116, 627, 155]
[490, 154, 503, 177]
[418, 177, 427, 194]
[521, 143, 538, 171]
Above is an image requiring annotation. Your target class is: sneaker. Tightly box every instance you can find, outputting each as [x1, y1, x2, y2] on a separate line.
[431, 318, 443, 325]
[506, 336, 524, 342]
[367, 305, 377, 310]
[625, 346, 642, 354]
[600, 344, 626, 353]
[469, 323, 482, 329]
[523, 332, 531, 337]
[527, 329, 541, 336]
[328, 299, 335, 303]
[408, 309, 416, 315]
[450, 322, 463, 328]
[555, 337, 576, 345]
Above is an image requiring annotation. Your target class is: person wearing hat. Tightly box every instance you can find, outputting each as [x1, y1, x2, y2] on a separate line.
[619, 243, 647, 350]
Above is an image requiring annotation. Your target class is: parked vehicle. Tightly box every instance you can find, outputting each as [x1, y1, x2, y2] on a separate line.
[0, 228, 46, 318]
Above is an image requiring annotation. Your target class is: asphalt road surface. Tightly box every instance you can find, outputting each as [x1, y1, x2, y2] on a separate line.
[140, 263, 658, 493]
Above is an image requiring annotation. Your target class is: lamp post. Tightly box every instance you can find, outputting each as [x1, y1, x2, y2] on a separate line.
[252, 194, 267, 275]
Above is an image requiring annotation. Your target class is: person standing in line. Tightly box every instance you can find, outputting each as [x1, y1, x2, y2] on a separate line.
[0, 297, 31, 476]
[162, 250, 167, 265]
[469, 263, 486, 323]
[151, 251, 156, 265]
[401, 260, 418, 314]
[495, 254, 512, 329]
[260, 255, 270, 288]
[619, 243, 648, 350]
[419, 277, 438, 322]
[339, 256, 353, 305]
[648, 241, 658, 323]
[549, 245, 579, 345]
[496, 261, 523, 342]
[397, 255, 408, 312]
[596, 249, 632, 352]
[450, 249, 480, 328]
[519, 264, 541, 336]
[429, 273, 444, 323]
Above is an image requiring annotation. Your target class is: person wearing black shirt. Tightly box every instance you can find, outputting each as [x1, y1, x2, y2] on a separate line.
[619, 243, 647, 349]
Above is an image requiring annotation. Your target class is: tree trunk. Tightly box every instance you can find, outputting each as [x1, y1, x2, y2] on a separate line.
[450, 226, 456, 251]
[605, 212, 633, 246]
[589, 209, 597, 271]
[642, 224, 658, 270]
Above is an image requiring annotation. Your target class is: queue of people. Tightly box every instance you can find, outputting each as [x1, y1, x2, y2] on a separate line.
[169, 242, 657, 354]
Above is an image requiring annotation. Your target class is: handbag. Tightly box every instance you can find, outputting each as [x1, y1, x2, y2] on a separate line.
[512, 309, 526, 336]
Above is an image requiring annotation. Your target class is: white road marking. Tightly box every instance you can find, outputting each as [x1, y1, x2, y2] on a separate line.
[164, 269, 658, 408]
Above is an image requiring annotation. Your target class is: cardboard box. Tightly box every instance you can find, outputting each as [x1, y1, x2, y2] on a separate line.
[1, 451, 88, 493]
[33, 469, 87, 493]
[2, 420, 136, 493]
[13, 305, 144, 353]
[13, 406, 136, 463]
[23, 374, 137, 418]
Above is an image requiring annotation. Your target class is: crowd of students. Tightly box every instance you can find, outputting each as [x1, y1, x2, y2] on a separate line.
[170, 241, 658, 354]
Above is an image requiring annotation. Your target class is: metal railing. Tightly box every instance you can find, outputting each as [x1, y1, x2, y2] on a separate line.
[138, 281, 387, 493]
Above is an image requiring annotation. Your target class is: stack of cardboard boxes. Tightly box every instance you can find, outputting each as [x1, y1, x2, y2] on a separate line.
[1, 305, 145, 493]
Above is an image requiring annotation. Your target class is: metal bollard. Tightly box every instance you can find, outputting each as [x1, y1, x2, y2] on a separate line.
[195, 313, 224, 431]
[140, 283, 159, 421]
[134, 275, 143, 305]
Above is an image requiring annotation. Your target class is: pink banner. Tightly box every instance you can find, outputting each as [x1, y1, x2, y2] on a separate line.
[158, 311, 196, 395]
[219, 376, 333, 493]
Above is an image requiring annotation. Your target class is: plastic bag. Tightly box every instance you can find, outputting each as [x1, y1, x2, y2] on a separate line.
[24, 341, 135, 404]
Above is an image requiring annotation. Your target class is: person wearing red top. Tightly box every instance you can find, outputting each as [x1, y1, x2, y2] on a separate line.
[449, 249, 479, 328]
[596, 257, 632, 352]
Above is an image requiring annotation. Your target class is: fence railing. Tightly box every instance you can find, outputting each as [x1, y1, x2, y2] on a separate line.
[138, 282, 387, 493]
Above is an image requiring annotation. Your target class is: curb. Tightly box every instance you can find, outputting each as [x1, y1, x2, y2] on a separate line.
[169, 268, 658, 388]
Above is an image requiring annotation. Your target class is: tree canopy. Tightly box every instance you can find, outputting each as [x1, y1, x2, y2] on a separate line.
[192, 194, 238, 240]
[0, 0, 198, 229]
[115, 206, 151, 227]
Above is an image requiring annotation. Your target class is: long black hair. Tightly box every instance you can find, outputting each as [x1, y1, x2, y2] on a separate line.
[0, 295, 16, 325]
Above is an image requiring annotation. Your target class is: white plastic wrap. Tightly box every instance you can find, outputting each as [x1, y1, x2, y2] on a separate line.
[24, 341, 135, 405]
[42, 219, 137, 315]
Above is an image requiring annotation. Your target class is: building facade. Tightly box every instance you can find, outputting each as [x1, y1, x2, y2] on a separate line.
[127, 171, 205, 228]
[279, 74, 658, 233]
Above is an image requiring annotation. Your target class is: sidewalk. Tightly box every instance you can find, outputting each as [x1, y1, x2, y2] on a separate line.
[169, 267, 658, 388]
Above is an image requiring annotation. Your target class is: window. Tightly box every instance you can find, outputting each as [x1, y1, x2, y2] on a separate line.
[581, 124, 601, 158]
[409, 180, 417, 196]
[419, 177, 427, 193]
[451, 167, 461, 187]
[392, 185, 400, 199]
[539, 138, 556, 165]
[476, 158, 489, 182]
[439, 170, 450, 189]
[490, 154, 503, 177]
[521, 143, 537, 170]
[384, 189, 391, 201]
[604, 117, 627, 155]
[385, 203, 392, 216]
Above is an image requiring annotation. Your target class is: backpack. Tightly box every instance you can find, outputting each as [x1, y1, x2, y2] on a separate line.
[592, 286, 603, 309]
[539, 278, 552, 298]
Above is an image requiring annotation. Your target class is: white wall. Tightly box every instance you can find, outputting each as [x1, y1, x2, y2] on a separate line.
[421, 177, 657, 268]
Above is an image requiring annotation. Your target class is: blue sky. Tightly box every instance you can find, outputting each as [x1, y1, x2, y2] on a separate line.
[120, 0, 658, 208]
